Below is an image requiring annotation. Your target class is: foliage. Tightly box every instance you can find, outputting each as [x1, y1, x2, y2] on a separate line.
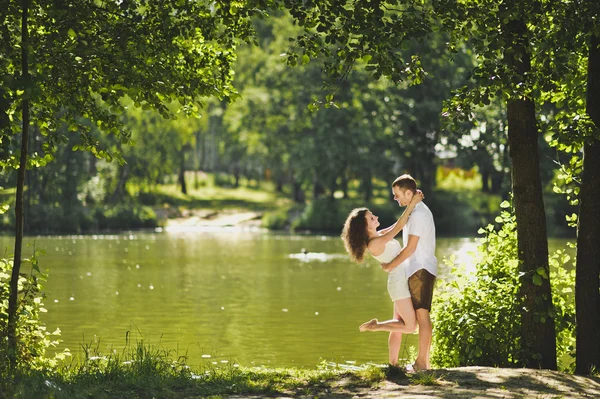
[432, 202, 576, 370]
[427, 189, 502, 237]
[92, 204, 157, 231]
[291, 198, 348, 232]
[431, 202, 521, 367]
[261, 204, 299, 230]
[0, 251, 69, 375]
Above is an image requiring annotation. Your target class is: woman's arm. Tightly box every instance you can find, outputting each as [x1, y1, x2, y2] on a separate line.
[373, 191, 423, 243]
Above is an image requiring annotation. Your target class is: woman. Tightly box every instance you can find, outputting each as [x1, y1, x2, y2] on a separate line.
[340, 191, 423, 365]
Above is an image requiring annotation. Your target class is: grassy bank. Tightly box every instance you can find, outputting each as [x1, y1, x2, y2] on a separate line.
[3, 341, 600, 399]
[2, 341, 387, 399]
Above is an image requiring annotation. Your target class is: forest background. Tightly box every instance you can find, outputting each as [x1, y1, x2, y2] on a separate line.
[0, 13, 575, 238]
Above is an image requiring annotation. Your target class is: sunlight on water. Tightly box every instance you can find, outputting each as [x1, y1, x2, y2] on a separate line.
[0, 232, 572, 368]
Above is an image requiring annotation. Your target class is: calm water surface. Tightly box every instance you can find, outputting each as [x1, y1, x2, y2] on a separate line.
[0, 230, 571, 368]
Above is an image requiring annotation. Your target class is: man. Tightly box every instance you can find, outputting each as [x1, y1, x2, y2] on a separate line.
[381, 174, 437, 370]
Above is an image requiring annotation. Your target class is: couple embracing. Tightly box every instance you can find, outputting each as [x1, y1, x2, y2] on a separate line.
[341, 174, 437, 371]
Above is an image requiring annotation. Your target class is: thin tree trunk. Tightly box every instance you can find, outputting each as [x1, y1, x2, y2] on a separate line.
[503, 13, 557, 369]
[575, 33, 600, 375]
[312, 171, 324, 199]
[340, 168, 349, 199]
[179, 150, 187, 195]
[289, 162, 304, 204]
[7, 0, 30, 370]
[362, 169, 372, 203]
[109, 164, 129, 204]
[480, 164, 490, 193]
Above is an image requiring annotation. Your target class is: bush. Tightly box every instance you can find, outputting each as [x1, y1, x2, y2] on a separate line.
[431, 202, 576, 371]
[427, 190, 502, 236]
[291, 199, 346, 232]
[262, 204, 300, 230]
[0, 251, 69, 376]
[93, 204, 158, 230]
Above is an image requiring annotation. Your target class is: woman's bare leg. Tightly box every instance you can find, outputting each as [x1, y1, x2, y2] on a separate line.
[358, 298, 417, 366]
[359, 298, 417, 333]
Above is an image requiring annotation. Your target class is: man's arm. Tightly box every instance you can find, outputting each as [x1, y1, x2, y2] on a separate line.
[381, 234, 420, 272]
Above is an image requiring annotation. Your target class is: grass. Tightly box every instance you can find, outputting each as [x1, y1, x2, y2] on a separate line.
[1, 341, 390, 399]
[409, 370, 443, 386]
[133, 173, 292, 213]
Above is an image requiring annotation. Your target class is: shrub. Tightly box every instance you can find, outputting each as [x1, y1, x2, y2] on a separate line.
[431, 202, 576, 370]
[431, 203, 521, 367]
[93, 204, 158, 230]
[291, 199, 346, 232]
[262, 204, 300, 230]
[0, 250, 69, 376]
[426, 190, 502, 237]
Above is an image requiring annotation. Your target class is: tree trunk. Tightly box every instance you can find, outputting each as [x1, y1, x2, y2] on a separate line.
[340, 170, 349, 199]
[25, 126, 36, 230]
[312, 171, 325, 199]
[7, 0, 30, 370]
[490, 169, 504, 194]
[504, 15, 557, 369]
[291, 174, 304, 204]
[480, 164, 490, 193]
[362, 169, 372, 203]
[575, 33, 600, 376]
[179, 150, 187, 195]
[109, 164, 129, 204]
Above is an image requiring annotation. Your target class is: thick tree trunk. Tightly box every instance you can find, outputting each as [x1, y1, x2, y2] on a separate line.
[504, 15, 557, 369]
[575, 33, 600, 375]
[7, 0, 30, 370]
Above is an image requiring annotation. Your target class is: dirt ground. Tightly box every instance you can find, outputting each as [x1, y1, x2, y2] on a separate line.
[354, 367, 600, 399]
[226, 367, 600, 399]
[164, 209, 263, 229]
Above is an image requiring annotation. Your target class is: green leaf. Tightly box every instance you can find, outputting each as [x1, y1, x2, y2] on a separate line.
[532, 274, 542, 286]
[68, 28, 77, 38]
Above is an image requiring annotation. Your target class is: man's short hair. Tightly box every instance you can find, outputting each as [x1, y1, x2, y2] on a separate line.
[392, 174, 417, 192]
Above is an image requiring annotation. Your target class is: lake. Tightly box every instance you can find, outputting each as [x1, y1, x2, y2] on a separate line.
[0, 229, 573, 368]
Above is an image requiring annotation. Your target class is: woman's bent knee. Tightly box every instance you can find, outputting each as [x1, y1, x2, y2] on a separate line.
[405, 319, 417, 333]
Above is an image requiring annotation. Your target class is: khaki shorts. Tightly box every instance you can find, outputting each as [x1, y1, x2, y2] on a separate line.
[408, 269, 436, 311]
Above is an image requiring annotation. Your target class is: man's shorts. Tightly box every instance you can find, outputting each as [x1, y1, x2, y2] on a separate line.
[407, 269, 436, 311]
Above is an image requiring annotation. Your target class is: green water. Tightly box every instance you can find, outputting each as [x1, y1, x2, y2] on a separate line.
[0, 230, 572, 368]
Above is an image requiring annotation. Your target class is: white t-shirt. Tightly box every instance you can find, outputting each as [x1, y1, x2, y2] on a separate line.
[402, 202, 437, 278]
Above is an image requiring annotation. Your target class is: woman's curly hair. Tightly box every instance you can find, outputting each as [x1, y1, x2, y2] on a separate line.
[341, 207, 370, 263]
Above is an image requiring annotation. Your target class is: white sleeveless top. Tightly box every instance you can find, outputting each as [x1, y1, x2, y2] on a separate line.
[369, 238, 410, 301]
[370, 239, 405, 279]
